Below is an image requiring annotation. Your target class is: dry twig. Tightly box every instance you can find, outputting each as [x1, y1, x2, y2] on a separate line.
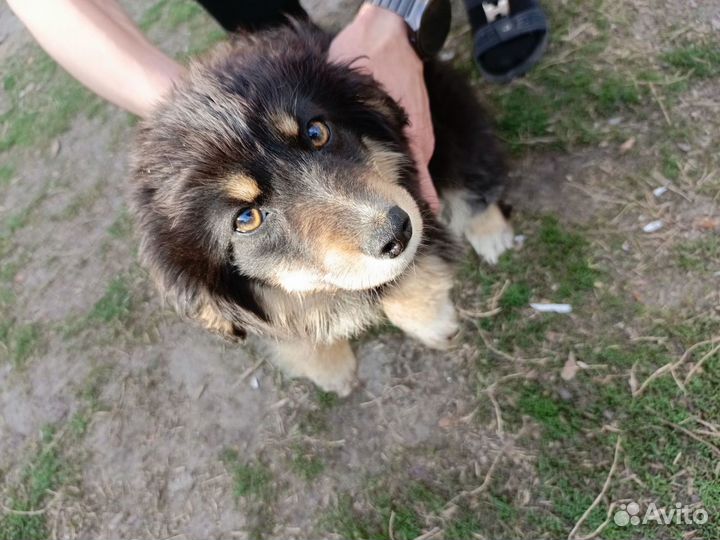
[568, 436, 623, 540]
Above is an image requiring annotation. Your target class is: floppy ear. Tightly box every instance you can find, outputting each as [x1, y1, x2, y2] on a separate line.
[131, 152, 265, 343]
[134, 206, 251, 342]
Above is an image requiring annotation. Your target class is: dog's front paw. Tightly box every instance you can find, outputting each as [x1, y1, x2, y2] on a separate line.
[312, 364, 359, 397]
[465, 204, 514, 265]
[416, 296, 460, 350]
[469, 224, 514, 265]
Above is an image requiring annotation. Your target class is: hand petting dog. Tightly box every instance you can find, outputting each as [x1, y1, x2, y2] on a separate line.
[329, 4, 441, 214]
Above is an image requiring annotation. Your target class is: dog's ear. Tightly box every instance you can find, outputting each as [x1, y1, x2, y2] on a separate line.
[132, 167, 265, 342]
[190, 291, 247, 342]
[137, 218, 251, 342]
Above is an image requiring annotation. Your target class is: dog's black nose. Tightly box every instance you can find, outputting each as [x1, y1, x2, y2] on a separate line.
[378, 206, 412, 259]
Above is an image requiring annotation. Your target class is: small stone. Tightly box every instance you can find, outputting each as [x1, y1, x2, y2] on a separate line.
[642, 220, 663, 233]
[677, 142, 691, 153]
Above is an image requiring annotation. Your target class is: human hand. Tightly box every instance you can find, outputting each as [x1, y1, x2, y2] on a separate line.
[329, 4, 441, 214]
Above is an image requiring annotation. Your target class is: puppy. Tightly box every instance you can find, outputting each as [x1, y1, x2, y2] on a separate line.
[131, 21, 513, 396]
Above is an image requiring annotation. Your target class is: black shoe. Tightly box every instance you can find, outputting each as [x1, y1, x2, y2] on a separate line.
[464, 0, 550, 83]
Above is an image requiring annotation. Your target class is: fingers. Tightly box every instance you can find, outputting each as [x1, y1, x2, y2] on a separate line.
[416, 164, 442, 215]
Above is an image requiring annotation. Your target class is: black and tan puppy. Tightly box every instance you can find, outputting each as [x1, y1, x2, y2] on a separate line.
[131, 21, 513, 396]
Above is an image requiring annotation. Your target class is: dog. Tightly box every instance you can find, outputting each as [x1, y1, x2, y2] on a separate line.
[130, 21, 513, 396]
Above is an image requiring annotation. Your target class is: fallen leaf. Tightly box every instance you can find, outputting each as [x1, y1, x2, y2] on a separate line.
[695, 217, 719, 231]
[561, 352, 579, 381]
[619, 137, 636, 154]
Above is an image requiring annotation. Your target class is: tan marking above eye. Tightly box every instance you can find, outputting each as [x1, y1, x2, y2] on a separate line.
[307, 120, 330, 148]
[272, 112, 300, 138]
[226, 173, 261, 202]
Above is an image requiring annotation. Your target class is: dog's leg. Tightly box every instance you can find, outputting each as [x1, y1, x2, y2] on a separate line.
[444, 191, 513, 265]
[267, 338, 358, 397]
[382, 255, 459, 349]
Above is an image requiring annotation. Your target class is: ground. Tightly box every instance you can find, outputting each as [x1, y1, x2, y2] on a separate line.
[0, 0, 719, 539]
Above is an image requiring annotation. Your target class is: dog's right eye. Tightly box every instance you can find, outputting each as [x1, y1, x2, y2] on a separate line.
[306, 120, 330, 149]
[234, 207, 263, 233]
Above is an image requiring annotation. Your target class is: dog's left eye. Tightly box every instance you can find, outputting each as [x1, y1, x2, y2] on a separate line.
[306, 120, 330, 148]
[234, 207, 263, 233]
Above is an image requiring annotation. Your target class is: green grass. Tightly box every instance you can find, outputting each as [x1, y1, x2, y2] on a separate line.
[61, 273, 136, 339]
[0, 428, 68, 540]
[0, 48, 103, 152]
[228, 461, 272, 499]
[663, 42, 720, 79]
[297, 389, 341, 435]
[88, 275, 133, 324]
[460, 214, 598, 353]
[221, 450, 276, 538]
[139, 0, 204, 31]
[453, 203, 720, 538]
[477, 2, 710, 154]
[477, 1, 648, 151]
[139, 0, 224, 58]
[323, 476, 527, 539]
[289, 444, 324, 481]
[1, 322, 42, 368]
[0, 164, 14, 187]
[675, 236, 720, 272]
[107, 208, 134, 239]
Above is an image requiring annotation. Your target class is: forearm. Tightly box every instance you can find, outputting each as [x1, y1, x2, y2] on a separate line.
[7, 0, 186, 117]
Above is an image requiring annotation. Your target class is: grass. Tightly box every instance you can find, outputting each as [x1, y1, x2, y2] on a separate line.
[663, 42, 720, 79]
[107, 208, 134, 239]
[88, 275, 134, 324]
[476, 2, 711, 154]
[297, 389, 340, 435]
[323, 475, 526, 539]
[476, 2, 646, 151]
[0, 322, 42, 368]
[221, 450, 276, 538]
[0, 48, 103, 153]
[61, 272, 136, 340]
[289, 444, 324, 481]
[139, 0, 204, 31]
[451, 204, 720, 538]
[675, 236, 720, 272]
[0, 428, 68, 540]
[140, 0, 225, 58]
[459, 214, 598, 352]
[0, 164, 14, 187]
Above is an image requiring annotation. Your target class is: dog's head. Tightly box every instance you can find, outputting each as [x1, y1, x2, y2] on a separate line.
[132, 23, 425, 339]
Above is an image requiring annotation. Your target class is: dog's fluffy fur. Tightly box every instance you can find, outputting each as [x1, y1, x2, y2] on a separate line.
[131, 21, 512, 395]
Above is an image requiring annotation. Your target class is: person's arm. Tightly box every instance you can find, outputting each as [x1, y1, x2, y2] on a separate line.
[7, 0, 185, 118]
[329, 4, 440, 214]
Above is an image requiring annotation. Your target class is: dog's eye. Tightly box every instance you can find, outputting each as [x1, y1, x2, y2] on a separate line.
[234, 207, 263, 233]
[306, 120, 330, 148]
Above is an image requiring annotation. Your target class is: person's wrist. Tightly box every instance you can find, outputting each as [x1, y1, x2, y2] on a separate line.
[354, 3, 408, 38]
